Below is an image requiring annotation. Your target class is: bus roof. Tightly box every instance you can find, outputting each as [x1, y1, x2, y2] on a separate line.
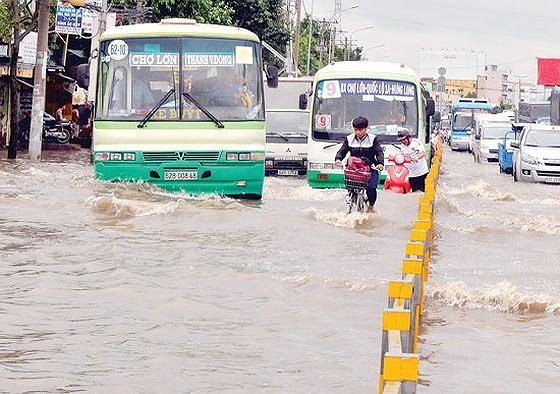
[313, 61, 420, 82]
[101, 18, 260, 43]
[452, 101, 493, 110]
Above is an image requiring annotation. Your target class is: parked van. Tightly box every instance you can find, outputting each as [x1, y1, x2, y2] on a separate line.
[265, 109, 309, 176]
[472, 121, 513, 163]
[469, 113, 511, 153]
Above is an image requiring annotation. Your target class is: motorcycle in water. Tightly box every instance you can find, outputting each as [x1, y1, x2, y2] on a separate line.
[383, 153, 411, 194]
[43, 113, 72, 144]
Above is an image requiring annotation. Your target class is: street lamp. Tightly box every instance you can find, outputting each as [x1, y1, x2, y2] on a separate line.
[512, 73, 527, 122]
[344, 25, 374, 61]
[330, 4, 359, 62]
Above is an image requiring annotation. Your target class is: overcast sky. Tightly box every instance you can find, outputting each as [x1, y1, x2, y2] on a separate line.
[304, 0, 560, 84]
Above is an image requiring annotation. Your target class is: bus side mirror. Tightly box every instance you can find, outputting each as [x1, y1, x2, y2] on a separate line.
[266, 65, 279, 88]
[426, 98, 435, 116]
[299, 93, 308, 110]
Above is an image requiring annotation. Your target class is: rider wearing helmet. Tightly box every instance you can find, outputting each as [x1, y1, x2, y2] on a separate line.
[334, 116, 384, 213]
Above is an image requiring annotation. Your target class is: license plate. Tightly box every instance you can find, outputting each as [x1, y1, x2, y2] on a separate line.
[164, 171, 198, 180]
[544, 177, 560, 183]
[278, 170, 299, 176]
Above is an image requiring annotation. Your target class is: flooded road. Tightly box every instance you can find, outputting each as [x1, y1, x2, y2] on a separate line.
[0, 147, 558, 393]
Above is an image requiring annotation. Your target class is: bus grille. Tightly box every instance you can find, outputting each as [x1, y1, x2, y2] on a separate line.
[142, 151, 220, 162]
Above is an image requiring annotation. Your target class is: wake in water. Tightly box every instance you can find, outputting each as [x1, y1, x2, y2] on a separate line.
[263, 176, 344, 201]
[88, 181, 245, 218]
[441, 179, 517, 202]
[441, 179, 560, 205]
[281, 274, 382, 292]
[437, 194, 560, 236]
[305, 207, 388, 229]
[426, 280, 560, 315]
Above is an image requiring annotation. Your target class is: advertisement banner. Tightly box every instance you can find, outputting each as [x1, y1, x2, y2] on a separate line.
[537, 58, 560, 86]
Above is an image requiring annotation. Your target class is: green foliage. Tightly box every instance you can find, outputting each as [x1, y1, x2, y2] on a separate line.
[143, 0, 234, 24]
[224, 0, 290, 64]
[0, 0, 12, 42]
[493, 101, 513, 114]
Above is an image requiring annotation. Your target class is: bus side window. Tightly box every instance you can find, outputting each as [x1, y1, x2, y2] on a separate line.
[111, 67, 128, 110]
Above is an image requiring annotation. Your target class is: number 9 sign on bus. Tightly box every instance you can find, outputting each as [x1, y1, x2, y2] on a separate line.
[320, 80, 341, 99]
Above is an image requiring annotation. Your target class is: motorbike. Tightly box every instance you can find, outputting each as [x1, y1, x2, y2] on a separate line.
[383, 153, 411, 194]
[43, 113, 72, 144]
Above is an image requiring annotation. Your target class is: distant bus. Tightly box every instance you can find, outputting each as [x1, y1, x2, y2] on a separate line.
[305, 61, 435, 188]
[450, 99, 493, 151]
[518, 101, 550, 123]
[92, 18, 277, 199]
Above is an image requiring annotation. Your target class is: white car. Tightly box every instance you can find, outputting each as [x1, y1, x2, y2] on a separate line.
[511, 125, 560, 183]
[471, 122, 512, 163]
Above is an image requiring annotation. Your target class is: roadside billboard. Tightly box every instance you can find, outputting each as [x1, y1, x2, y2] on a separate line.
[55, 1, 94, 35]
[537, 58, 560, 86]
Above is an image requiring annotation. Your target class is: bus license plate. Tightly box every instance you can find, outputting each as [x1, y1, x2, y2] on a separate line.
[544, 177, 560, 183]
[278, 170, 298, 176]
[164, 171, 198, 180]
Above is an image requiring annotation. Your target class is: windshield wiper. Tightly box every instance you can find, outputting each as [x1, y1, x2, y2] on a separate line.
[137, 88, 176, 128]
[323, 142, 342, 149]
[182, 92, 224, 128]
[270, 132, 289, 141]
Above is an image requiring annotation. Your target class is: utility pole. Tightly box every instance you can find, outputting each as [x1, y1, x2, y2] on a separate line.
[28, 0, 50, 161]
[293, 0, 302, 75]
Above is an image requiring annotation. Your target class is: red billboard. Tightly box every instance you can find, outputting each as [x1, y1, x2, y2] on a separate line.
[537, 58, 560, 86]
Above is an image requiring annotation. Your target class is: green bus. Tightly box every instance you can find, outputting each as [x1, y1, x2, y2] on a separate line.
[93, 18, 277, 199]
[304, 61, 435, 188]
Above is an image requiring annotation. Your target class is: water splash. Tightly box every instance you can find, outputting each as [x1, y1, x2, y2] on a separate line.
[282, 274, 380, 292]
[305, 207, 378, 228]
[264, 177, 343, 201]
[86, 195, 181, 218]
[426, 280, 560, 314]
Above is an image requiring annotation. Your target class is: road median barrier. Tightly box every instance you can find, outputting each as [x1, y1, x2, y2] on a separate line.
[378, 139, 442, 393]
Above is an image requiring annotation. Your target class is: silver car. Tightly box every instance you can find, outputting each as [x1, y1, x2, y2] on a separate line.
[511, 125, 560, 183]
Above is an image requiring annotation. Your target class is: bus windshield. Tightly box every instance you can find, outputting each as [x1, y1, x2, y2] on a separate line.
[453, 108, 492, 131]
[311, 78, 418, 143]
[97, 37, 263, 122]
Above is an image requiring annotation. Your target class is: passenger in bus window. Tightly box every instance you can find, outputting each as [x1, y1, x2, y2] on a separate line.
[111, 68, 127, 110]
[132, 73, 155, 110]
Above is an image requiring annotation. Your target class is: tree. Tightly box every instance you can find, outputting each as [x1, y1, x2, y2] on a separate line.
[115, 0, 290, 66]
[0, 0, 39, 159]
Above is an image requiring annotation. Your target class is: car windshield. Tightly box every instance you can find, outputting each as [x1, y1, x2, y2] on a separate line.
[266, 111, 308, 134]
[482, 126, 511, 139]
[524, 129, 560, 147]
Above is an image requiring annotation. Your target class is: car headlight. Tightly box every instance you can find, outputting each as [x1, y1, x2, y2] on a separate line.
[521, 153, 540, 165]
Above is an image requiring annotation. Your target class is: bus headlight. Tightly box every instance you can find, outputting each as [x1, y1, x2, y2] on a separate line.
[309, 162, 323, 170]
[110, 152, 122, 161]
[250, 152, 265, 161]
[226, 152, 265, 161]
[94, 152, 110, 161]
[123, 152, 136, 161]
